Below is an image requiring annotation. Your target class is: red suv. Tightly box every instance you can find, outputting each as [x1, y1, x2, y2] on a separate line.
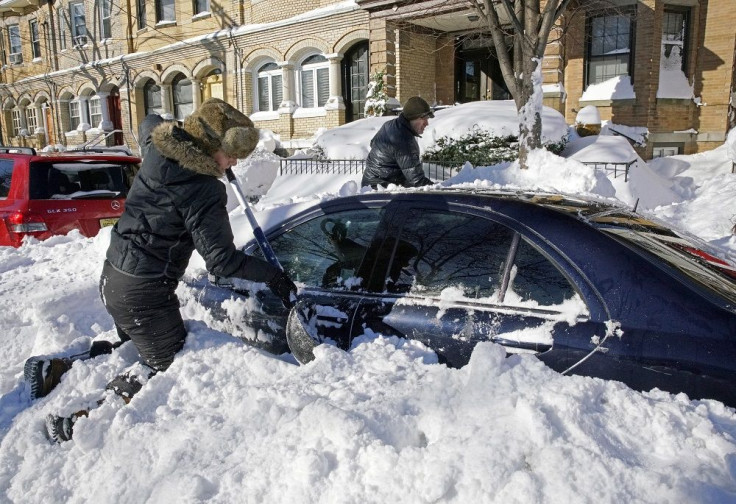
[0, 146, 141, 247]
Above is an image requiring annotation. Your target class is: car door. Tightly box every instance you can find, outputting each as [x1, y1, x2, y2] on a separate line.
[352, 199, 597, 368]
[241, 202, 395, 351]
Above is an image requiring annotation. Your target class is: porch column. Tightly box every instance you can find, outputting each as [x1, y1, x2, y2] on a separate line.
[278, 62, 297, 113]
[96, 91, 114, 131]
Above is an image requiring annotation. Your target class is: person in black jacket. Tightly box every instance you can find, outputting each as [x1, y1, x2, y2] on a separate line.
[34, 98, 297, 442]
[361, 96, 435, 188]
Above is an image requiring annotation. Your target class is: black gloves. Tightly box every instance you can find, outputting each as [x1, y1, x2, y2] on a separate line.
[267, 270, 297, 309]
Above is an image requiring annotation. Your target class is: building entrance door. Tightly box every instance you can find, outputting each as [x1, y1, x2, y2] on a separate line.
[342, 41, 369, 123]
[455, 38, 511, 103]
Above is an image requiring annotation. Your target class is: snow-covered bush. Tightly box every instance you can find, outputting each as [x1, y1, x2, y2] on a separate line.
[364, 71, 389, 117]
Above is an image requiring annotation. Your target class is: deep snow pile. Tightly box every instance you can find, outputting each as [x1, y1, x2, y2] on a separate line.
[1, 104, 735, 502]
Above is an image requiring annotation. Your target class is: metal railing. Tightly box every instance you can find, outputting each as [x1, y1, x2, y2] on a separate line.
[581, 160, 635, 182]
[279, 158, 632, 182]
[279, 158, 463, 181]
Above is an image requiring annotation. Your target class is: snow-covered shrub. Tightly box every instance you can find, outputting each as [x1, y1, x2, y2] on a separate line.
[364, 71, 389, 117]
[422, 127, 567, 167]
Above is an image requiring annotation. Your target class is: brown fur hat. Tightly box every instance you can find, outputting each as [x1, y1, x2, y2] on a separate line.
[182, 98, 260, 159]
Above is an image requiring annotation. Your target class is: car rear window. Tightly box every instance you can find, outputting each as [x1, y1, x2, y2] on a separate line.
[28, 161, 138, 200]
[0, 159, 13, 198]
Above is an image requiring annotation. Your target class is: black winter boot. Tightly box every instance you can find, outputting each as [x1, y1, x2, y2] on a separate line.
[24, 357, 73, 400]
[105, 373, 146, 403]
[45, 410, 88, 443]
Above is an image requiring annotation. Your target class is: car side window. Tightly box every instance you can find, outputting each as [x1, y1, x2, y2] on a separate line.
[387, 209, 577, 307]
[387, 210, 514, 296]
[0, 159, 13, 198]
[262, 208, 384, 288]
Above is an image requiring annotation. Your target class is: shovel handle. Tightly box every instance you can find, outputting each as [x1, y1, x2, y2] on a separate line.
[225, 168, 283, 271]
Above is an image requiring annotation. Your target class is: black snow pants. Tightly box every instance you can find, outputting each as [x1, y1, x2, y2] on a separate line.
[99, 260, 187, 372]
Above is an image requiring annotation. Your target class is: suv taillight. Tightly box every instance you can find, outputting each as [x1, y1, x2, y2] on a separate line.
[6, 212, 48, 233]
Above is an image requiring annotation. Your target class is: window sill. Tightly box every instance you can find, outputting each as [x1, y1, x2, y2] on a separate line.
[156, 20, 177, 27]
[250, 111, 279, 121]
[192, 12, 211, 20]
[655, 98, 693, 106]
[578, 98, 636, 107]
[292, 107, 327, 118]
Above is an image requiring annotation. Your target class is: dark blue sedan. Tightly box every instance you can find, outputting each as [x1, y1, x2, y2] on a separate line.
[208, 189, 736, 405]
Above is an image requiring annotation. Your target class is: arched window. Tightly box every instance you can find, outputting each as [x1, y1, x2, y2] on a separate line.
[144, 80, 163, 116]
[299, 54, 329, 108]
[172, 74, 193, 120]
[256, 62, 282, 112]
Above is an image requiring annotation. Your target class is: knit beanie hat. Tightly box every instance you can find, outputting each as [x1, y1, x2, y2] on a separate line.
[182, 98, 260, 159]
[401, 96, 434, 120]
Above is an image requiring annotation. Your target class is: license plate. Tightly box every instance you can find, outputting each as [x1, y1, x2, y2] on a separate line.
[99, 218, 119, 227]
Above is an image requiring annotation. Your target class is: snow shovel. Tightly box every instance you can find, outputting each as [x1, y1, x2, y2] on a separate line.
[224, 168, 317, 362]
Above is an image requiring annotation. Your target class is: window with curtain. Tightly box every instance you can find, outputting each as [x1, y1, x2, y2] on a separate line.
[257, 62, 283, 112]
[70, 2, 88, 46]
[585, 10, 634, 88]
[88, 94, 102, 128]
[30, 20, 41, 59]
[144, 80, 163, 116]
[172, 75, 193, 120]
[137, 0, 146, 29]
[193, 0, 209, 15]
[69, 101, 81, 131]
[99, 0, 112, 40]
[58, 8, 67, 50]
[300, 54, 329, 108]
[8, 25, 22, 64]
[156, 0, 175, 23]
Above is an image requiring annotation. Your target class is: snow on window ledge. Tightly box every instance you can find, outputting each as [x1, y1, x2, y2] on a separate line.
[580, 76, 636, 104]
[293, 107, 327, 119]
[250, 111, 279, 121]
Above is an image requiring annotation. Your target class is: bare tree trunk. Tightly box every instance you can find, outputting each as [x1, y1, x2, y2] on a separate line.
[471, 0, 573, 170]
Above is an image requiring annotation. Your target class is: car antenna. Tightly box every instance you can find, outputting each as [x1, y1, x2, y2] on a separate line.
[633, 198, 639, 213]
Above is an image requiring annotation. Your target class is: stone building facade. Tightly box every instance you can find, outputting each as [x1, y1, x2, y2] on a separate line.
[0, 0, 733, 159]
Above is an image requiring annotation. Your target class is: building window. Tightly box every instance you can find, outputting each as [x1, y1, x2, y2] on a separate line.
[585, 9, 634, 87]
[652, 144, 682, 158]
[193, 0, 209, 15]
[172, 74, 193, 120]
[88, 94, 102, 128]
[99, 0, 112, 40]
[69, 101, 81, 131]
[300, 54, 329, 108]
[26, 107, 38, 133]
[8, 25, 22, 65]
[257, 62, 282, 112]
[11, 109, 23, 136]
[662, 7, 689, 75]
[70, 2, 88, 46]
[156, 0, 175, 23]
[137, 0, 146, 29]
[30, 20, 41, 59]
[144, 80, 163, 115]
[58, 7, 67, 50]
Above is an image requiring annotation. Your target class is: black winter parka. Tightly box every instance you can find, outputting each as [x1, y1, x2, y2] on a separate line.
[106, 115, 277, 283]
[361, 113, 432, 188]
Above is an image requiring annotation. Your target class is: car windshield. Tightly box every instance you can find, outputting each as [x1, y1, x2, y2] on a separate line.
[604, 227, 736, 307]
[28, 161, 138, 200]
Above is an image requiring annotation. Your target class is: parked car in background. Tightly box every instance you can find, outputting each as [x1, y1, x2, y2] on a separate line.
[205, 189, 736, 406]
[0, 146, 141, 247]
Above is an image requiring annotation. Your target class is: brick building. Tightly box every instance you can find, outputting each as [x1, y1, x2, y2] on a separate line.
[0, 0, 733, 159]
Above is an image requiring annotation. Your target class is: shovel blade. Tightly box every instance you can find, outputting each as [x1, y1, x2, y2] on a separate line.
[285, 301, 320, 364]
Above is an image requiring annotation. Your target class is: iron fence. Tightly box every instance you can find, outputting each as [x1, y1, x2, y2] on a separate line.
[279, 158, 464, 181]
[279, 158, 633, 182]
[581, 160, 635, 182]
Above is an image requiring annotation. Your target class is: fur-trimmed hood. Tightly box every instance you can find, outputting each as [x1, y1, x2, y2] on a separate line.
[151, 121, 223, 177]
